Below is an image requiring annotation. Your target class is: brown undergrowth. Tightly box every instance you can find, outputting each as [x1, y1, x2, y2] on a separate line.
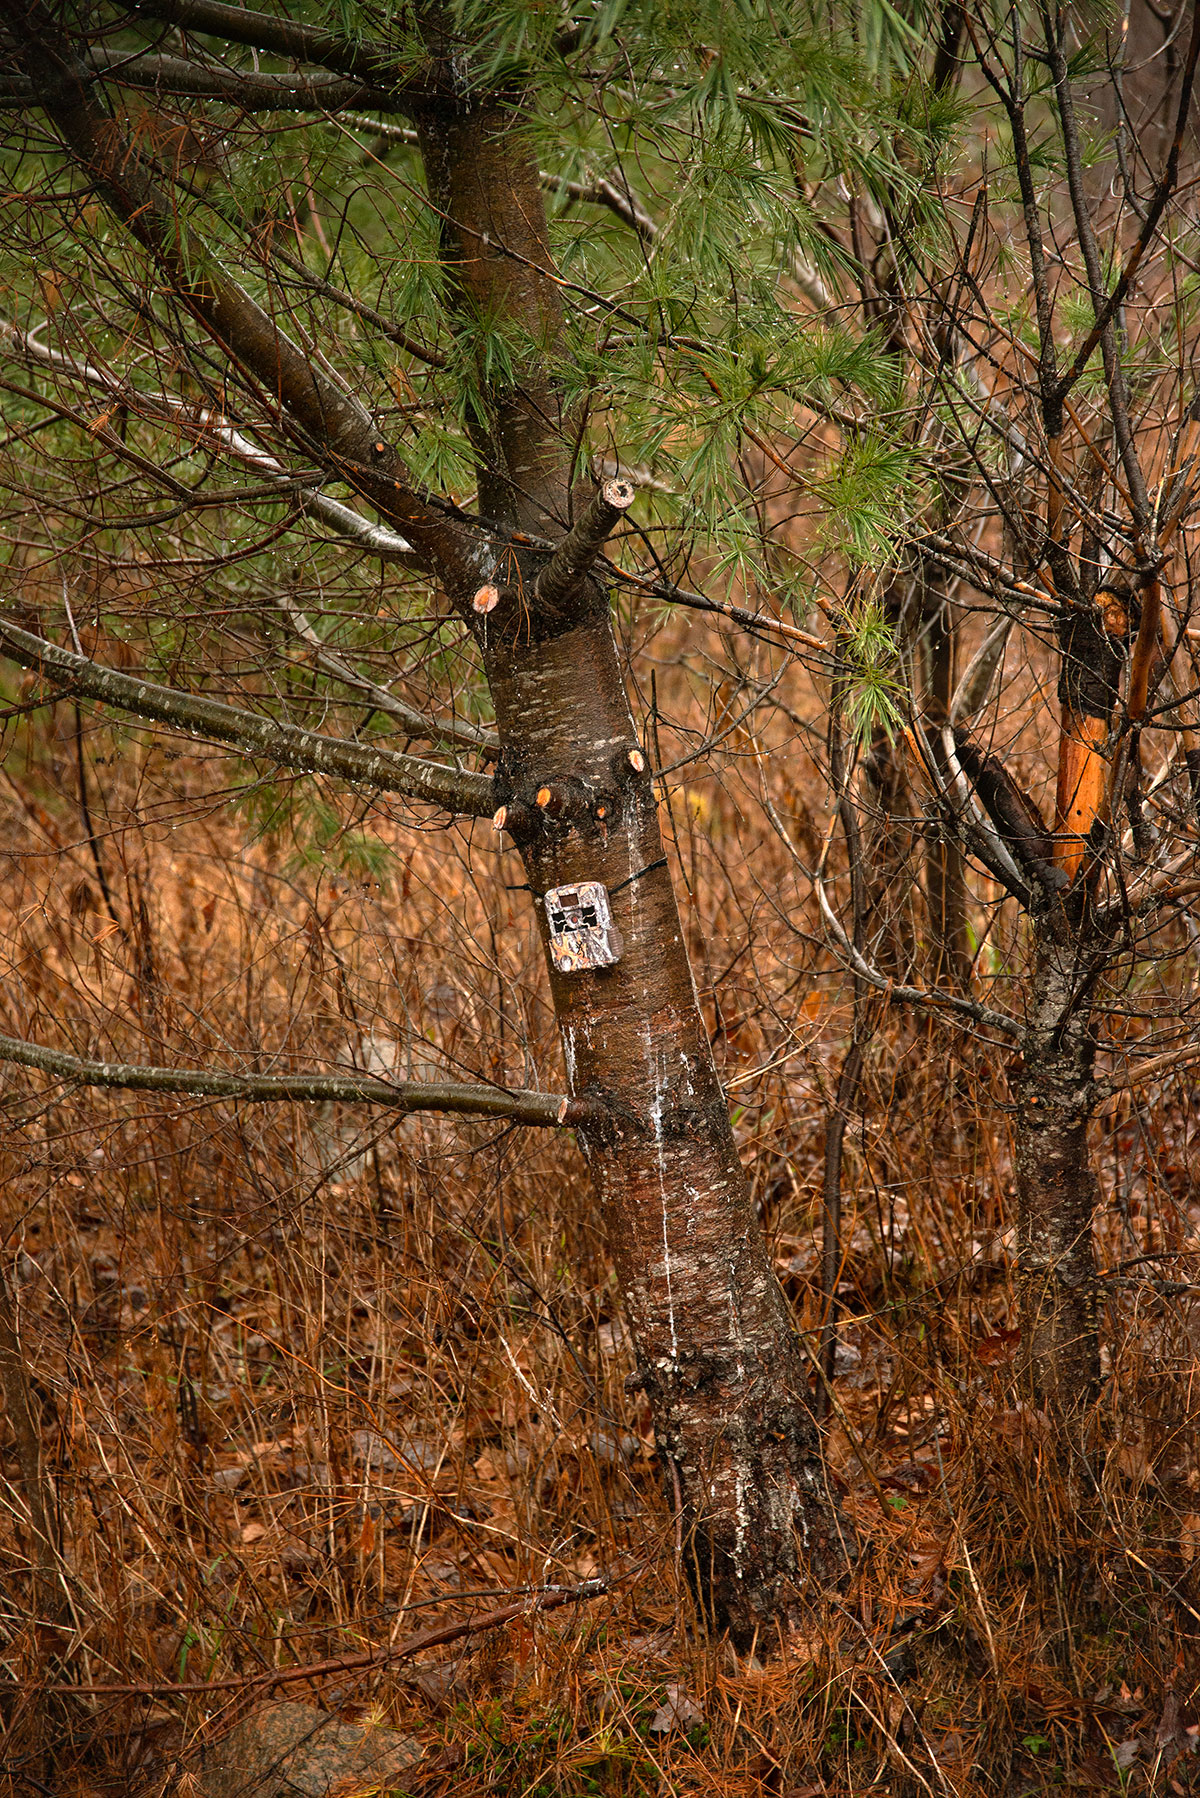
[2, 624, 1200, 1797]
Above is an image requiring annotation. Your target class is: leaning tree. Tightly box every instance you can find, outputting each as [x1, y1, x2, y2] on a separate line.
[0, 0, 936, 1637]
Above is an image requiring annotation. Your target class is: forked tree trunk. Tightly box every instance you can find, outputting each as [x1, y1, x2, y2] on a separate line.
[1012, 935, 1102, 1416]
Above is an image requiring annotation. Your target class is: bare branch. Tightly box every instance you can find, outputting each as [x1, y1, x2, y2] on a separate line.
[533, 478, 635, 613]
[934, 727, 1035, 905]
[275, 588, 498, 756]
[920, 534, 1058, 613]
[813, 873, 1022, 1038]
[4, 320, 419, 562]
[950, 617, 1014, 723]
[1040, 0, 1156, 527]
[129, 0, 425, 95]
[951, 724, 1066, 895]
[0, 617, 494, 816]
[1056, 0, 1200, 409]
[0, 1029, 587, 1126]
[0, 54, 405, 113]
[608, 559, 829, 654]
[963, 14, 1060, 426]
[542, 170, 658, 242]
[5, 326, 492, 750]
[18, 1568, 630, 1698]
[1096, 1039, 1200, 1097]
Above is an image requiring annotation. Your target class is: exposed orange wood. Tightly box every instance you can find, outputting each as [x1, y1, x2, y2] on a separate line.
[1055, 710, 1109, 879]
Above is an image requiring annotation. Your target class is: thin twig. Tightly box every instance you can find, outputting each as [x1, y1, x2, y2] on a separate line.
[12, 1569, 636, 1698]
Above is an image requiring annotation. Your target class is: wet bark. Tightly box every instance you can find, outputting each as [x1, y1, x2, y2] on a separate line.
[487, 612, 848, 1638]
[410, 27, 849, 1639]
[1012, 935, 1102, 1415]
[7, 0, 851, 1642]
[414, 99, 576, 535]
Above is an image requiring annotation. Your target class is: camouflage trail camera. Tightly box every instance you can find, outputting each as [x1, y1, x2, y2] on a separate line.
[544, 881, 624, 973]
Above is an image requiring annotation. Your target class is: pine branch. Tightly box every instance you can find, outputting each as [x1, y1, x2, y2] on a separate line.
[0, 617, 494, 816]
[4, 321, 420, 563]
[0, 1031, 587, 1127]
[342, 116, 659, 243]
[130, 0, 424, 95]
[1, 0, 479, 593]
[0, 56, 404, 112]
[129, 0, 582, 92]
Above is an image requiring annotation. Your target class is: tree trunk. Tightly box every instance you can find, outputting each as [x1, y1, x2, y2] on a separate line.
[1012, 935, 1102, 1416]
[7, 0, 851, 1641]
[412, 40, 849, 1638]
[923, 577, 972, 987]
[488, 610, 849, 1639]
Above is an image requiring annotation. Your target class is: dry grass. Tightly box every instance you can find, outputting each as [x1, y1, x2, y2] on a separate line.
[2, 608, 1200, 1798]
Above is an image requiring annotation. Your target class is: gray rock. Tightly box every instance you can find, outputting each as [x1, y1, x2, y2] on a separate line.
[200, 1700, 421, 1797]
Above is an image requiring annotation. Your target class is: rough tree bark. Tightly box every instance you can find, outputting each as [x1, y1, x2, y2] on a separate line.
[416, 59, 848, 1634]
[1007, 556, 1126, 1417]
[1011, 936, 1103, 1414]
[3, 0, 849, 1638]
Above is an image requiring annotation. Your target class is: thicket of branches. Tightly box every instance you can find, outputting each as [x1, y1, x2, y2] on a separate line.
[2, 0, 1200, 1792]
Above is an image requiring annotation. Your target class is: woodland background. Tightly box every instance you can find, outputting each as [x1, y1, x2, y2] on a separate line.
[2, 0, 1200, 1793]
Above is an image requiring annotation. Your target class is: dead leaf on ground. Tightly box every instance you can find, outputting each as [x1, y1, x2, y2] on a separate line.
[648, 1681, 704, 1735]
[1065, 1750, 1119, 1788]
[882, 1460, 938, 1493]
[975, 1328, 1021, 1365]
[1154, 1688, 1200, 1763]
[1112, 1438, 1157, 1486]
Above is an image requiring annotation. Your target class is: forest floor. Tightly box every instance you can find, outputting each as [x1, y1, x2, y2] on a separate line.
[2, 618, 1200, 1796]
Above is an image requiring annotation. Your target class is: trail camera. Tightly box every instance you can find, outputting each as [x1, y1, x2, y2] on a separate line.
[544, 881, 623, 974]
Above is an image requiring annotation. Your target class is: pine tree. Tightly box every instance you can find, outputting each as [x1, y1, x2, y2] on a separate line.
[0, 0, 931, 1636]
